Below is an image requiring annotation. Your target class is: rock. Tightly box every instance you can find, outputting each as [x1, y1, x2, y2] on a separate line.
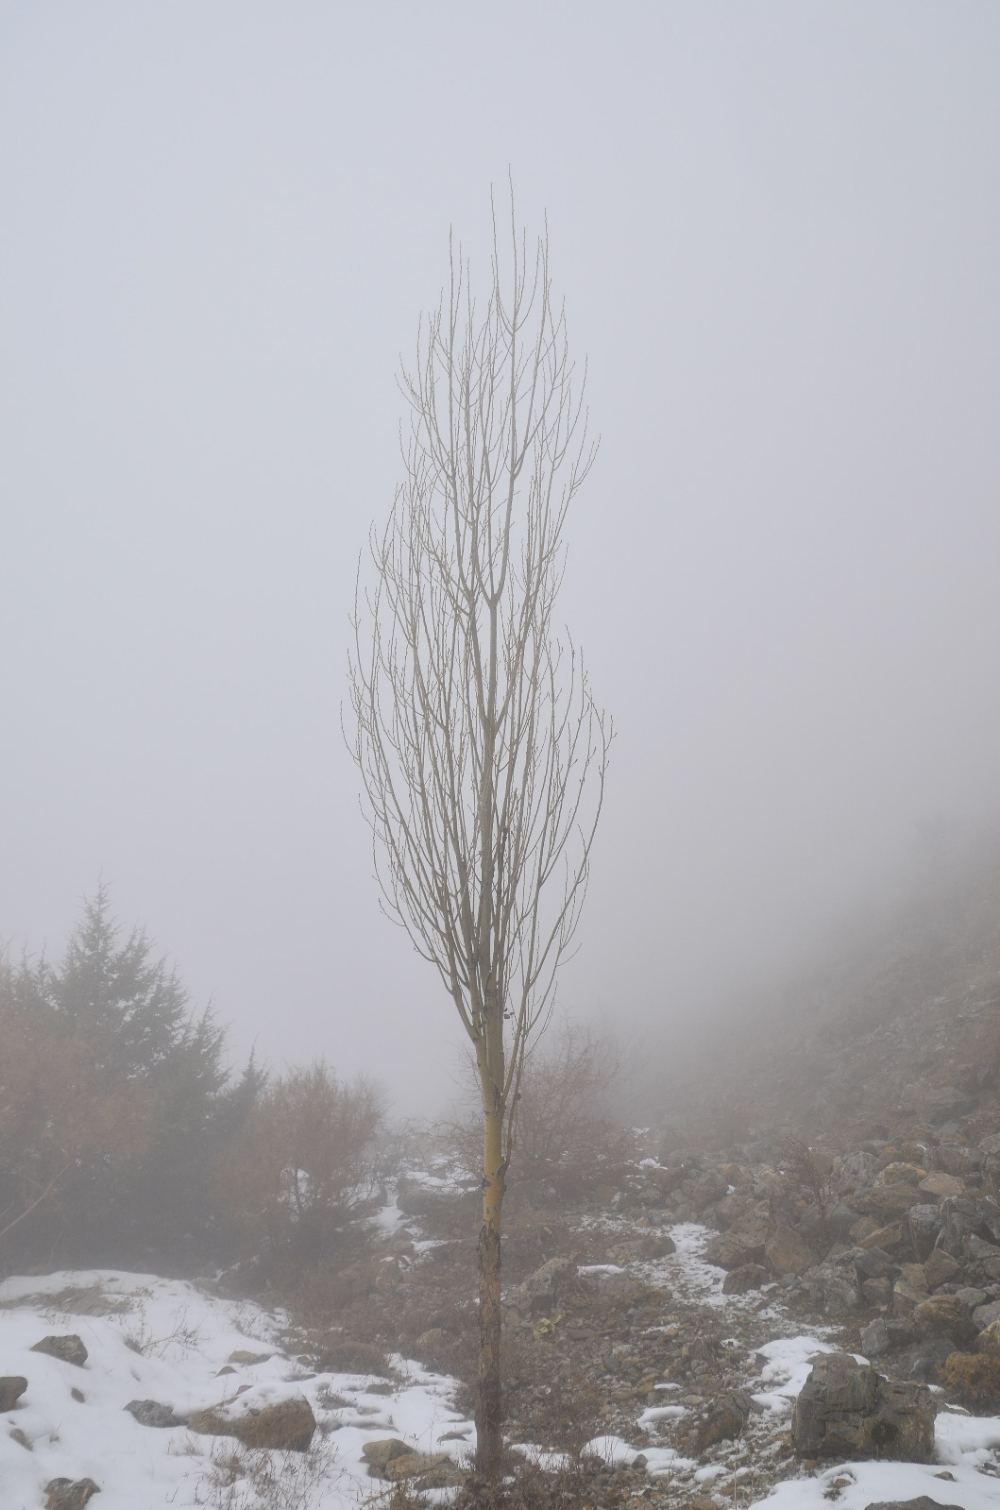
[722, 1264, 769, 1294]
[227, 1350, 272, 1365]
[801, 1259, 862, 1315]
[862, 1499, 963, 1510]
[862, 1278, 893, 1308]
[691, 1169, 728, 1209]
[972, 1298, 1000, 1332]
[903, 1338, 957, 1381]
[31, 1335, 88, 1368]
[856, 1185, 918, 1222]
[125, 1399, 189, 1428]
[644, 1164, 687, 1196]
[939, 1352, 1000, 1409]
[792, 1352, 934, 1462]
[361, 1438, 414, 1470]
[188, 1390, 316, 1451]
[922, 1249, 962, 1289]
[703, 1202, 771, 1269]
[44, 1481, 100, 1510]
[974, 1319, 1000, 1355]
[917, 1173, 965, 1200]
[912, 1295, 975, 1346]
[935, 1196, 993, 1256]
[908, 1205, 943, 1261]
[765, 1226, 817, 1276]
[860, 1317, 890, 1357]
[860, 1224, 905, 1252]
[695, 1392, 751, 1453]
[854, 1246, 900, 1282]
[384, 1451, 453, 1481]
[0, 1376, 27, 1411]
[508, 1256, 572, 1315]
[893, 1279, 928, 1315]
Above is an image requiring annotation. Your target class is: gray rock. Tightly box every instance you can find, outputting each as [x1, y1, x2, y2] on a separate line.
[793, 1353, 934, 1461]
[0, 1376, 28, 1411]
[125, 1399, 189, 1428]
[31, 1335, 88, 1368]
[859, 1317, 890, 1358]
[972, 1298, 1000, 1331]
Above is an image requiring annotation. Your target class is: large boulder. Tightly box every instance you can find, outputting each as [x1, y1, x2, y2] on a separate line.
[793, 1353, 934, 1462]
[188, 1387, 316, 1451]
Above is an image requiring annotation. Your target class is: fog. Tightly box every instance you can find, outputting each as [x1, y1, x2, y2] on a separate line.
[1, 3, 998, 1116]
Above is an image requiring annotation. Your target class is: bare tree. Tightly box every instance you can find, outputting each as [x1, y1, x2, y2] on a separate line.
[348, 199, 609, 1478]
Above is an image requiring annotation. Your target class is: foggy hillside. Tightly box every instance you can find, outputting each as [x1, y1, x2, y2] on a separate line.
[648, 826, 1000, 1147]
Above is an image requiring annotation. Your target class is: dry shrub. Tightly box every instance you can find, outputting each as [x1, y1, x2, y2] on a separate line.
[216, 1062, 386, 1282]
[443, 1021, 630, 1205]
[939, 1351, 1000, 1409]
[195, 1436, 338, 1510]
[459, 1458, 633, 1510]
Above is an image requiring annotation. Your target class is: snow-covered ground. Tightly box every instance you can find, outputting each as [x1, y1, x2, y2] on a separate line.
[0, 1269, 472, 1509]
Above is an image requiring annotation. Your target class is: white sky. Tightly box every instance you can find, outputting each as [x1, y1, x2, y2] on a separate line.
[1, 3, 998, 1113]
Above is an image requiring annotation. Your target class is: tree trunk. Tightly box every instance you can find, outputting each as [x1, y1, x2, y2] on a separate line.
[475, 1104, 505, 1478]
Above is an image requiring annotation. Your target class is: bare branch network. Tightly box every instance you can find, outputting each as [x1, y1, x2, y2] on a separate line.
[348, 217, 610, 1130]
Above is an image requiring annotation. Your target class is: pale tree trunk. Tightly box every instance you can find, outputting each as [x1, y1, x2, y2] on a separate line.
[476, 1102, 505, 1477]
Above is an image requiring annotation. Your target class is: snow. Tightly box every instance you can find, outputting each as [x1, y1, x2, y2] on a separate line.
[0, 1269, 472, 1509]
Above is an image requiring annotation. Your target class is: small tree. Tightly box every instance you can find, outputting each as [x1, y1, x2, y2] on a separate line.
[348, 199, 609, 1476]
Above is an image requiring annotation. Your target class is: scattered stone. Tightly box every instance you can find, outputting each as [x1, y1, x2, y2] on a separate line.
[0, 1376, 27, 1411]
[44, 1480, 100, 1510]
[125, 1399, 189, 1428]
[31, 1335, 88, 1368]
[792, 1352, 934, 1462]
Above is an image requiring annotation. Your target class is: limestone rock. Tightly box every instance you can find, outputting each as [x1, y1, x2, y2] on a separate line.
[792, 1353, 934, 1462]
[31, 1335, 88, 1368]
[44, 1480, 100, 1510]
[764, 1226, 817, 1276]
[0, 1376, 28, 1411]
[188, 1389, 316, 1451]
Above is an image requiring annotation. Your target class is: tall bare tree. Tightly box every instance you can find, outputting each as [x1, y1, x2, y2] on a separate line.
[348, 201, 609, 1478]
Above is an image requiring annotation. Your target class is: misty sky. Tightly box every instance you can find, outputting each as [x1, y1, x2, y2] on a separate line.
[2, 3, 998, 1114]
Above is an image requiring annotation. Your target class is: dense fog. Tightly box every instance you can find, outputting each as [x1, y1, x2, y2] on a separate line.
[1, 4, 998, 1114]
